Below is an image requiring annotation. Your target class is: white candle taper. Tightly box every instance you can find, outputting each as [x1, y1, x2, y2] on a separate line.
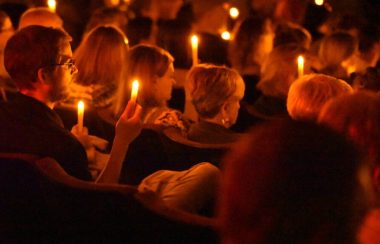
[191, 35, 199, 67]
[77, 100, 84, 133]
[297, 55, 304, 78]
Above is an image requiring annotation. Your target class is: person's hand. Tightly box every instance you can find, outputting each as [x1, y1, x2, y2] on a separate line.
[71, 125, 91, 148]
[71, 125, 96, 162]
[114, 100, 142, 144]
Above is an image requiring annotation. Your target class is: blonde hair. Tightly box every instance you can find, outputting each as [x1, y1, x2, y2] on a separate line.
[113, 44, 173, 116]
[257, 44, 304, 98]
[188, 64, 243, 119]
[74, 25, 128, 87]
[287, 74, 353, 121]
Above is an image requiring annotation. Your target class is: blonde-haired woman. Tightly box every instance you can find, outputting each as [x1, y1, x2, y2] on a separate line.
[113, 44, 188, 130]
[186, 64, 245, 144]
[56, 25, 129, 155]
[67, 25, 128, 111]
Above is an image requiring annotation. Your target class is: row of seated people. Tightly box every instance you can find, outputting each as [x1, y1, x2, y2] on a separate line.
[0, 5, 379, 243]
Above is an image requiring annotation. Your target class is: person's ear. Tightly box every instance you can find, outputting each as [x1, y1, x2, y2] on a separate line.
[373, 165, 380, 193]
[37, 68, 47, 84]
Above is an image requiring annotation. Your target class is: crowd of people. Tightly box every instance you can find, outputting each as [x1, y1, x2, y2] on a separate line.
[0, 0, 380, 242]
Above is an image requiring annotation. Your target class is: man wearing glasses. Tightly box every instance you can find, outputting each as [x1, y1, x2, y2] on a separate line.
[0, 25, 142, 183]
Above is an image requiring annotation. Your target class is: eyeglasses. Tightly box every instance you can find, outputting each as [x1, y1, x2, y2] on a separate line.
[50, 56, 77, 74]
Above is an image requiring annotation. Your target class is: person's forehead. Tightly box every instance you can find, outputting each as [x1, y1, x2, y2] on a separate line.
[59, 40, 72, 55]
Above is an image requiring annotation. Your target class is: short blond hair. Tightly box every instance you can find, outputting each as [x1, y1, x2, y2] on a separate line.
[188, 64, 243, 119]
[287, 74, 352, 121]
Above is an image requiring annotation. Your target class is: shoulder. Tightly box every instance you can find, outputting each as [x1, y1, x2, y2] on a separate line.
[145, 107, 190, 131]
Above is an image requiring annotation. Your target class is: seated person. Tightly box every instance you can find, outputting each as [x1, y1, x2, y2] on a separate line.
[0, 26, 220, 215]
[113, 44, 189, 131]
[318, 91, 380, 243]
[218, 119, 372, 243]
[55, 25, 129, 153]
[253, 44, 304, 119]
[287, 73, 352, 121]
[317, 32, 358, 81]
[186, 64, 245, 144]
[0, 25, 140, 183]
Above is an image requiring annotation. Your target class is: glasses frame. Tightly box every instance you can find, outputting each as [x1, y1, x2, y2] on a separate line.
[47, 56, 77, 74]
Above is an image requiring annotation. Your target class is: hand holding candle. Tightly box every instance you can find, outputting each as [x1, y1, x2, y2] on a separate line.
[77, 100, 84, 133]
[297, 55, 304, 78]
[191, 35, 199, 67]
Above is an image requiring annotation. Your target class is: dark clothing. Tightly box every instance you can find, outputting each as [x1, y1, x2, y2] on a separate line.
[54, 105, 115, 153]
[242, 74, 261, 104]
[198, 32, 230, 66]
[187, 121, 240, 144]
[253, 95, 289, 119]
[0, 92, 91, 181]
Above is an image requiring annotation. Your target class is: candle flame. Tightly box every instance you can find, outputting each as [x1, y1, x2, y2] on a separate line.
[78, 100, 84, 110]
[130, 80, 139, 104]
[124, 37, 129, 45]
[315, 0, 324, 6]
[132, 80, 139, 92]
[221, 31, 231, 40]
[297, 55, 304, 65]
[47, 0, 56, 12]
[229, 7, 239, 19]
[191, 35, 198, 45]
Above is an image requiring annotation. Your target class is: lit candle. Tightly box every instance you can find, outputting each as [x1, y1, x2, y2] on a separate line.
[229, 7, 239, 19]
[315, 0, 324, 6]
[191, 35, 199, 67]
[221, 31, 231, 41]
[130, 80, 139, 104]
[77, 100, 84, 133]
[47, 0, 57, 12]
[297, 55, 304, 78]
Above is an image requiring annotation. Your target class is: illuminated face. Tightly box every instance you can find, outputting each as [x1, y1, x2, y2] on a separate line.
[155, 62, 175, 104]
[45, 41, 77, 102]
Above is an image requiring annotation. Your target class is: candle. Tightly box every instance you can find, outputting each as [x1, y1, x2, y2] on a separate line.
[47, 0, 56, 12]
[229, 7, 239, 19]
[77, 100, 84, 133]
[297, 55, 304, 78]
[191, 35, 199, 67]
[130, 80, 139, 104]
